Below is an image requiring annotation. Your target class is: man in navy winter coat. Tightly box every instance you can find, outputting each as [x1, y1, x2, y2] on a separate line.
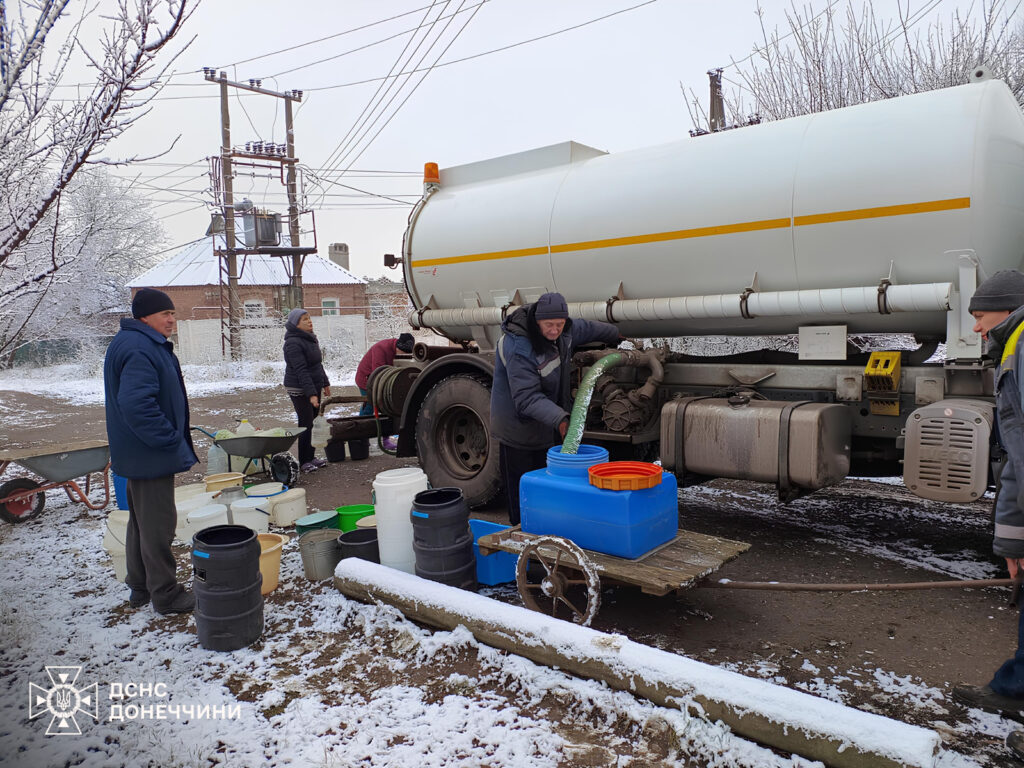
[953, 269, 1024, 761]
[490, 292, 619, 525]
[104, 288, 198, 614]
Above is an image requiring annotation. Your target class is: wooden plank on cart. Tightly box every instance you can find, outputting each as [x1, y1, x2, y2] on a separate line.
[477, 527, 750, 596]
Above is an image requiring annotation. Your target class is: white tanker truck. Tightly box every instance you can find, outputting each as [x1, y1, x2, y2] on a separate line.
[348, 73, 1024, 509]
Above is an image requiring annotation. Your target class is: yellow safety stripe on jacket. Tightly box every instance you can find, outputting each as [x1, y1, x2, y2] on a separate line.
[1001, 320, 1024, 369]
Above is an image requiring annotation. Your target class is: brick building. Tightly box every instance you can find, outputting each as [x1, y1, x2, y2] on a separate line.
[127, 238, 366, 320]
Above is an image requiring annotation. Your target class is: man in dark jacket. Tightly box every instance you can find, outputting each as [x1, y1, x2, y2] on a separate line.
[356, 333, 415, 416]
[104, 288, 199, 614]
[490, 292, 619, 525]
[953, 269, 1024, 761]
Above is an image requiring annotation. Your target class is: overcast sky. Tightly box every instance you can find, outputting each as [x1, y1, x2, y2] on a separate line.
[92, 0, 966, 280]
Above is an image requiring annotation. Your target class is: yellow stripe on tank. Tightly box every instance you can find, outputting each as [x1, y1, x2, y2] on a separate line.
[409, 196, 970, 268]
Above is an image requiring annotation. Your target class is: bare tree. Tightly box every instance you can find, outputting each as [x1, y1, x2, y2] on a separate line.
[0, 169, 167, 361]
[684, 0, 1024, 130]
[0, 0, 193, 358]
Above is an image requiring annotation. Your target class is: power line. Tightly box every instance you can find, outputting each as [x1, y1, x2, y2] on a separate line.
[299, 0, 659, 92]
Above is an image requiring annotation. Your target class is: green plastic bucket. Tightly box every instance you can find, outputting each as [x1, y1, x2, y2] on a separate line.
[336, 504, 375, 532]
[295, 509, 340, 535]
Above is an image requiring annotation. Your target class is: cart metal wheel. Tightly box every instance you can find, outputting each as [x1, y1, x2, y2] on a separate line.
[269, 453, 300, 486]
[516, 535, 601, 626]
[0, 478, 46, 524]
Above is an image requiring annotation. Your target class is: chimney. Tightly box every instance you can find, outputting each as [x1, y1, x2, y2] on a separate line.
[329, 242, 350, 270]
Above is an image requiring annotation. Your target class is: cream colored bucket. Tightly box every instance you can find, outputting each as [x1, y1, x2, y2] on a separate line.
[174, 482, 208, 504]
[257, 533, 288, 594]
[203, 472, 245, 492]
[355, 514, 377, 530]
[269, 488, 306, 527]
[174, 493, 215, 542]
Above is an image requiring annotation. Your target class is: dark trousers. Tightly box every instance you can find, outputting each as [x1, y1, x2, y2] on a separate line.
[126, 476, 183, 608]
[499, 443, 550, 527]
[290, 393, 317, 464]
[991, 607, 1024, 697]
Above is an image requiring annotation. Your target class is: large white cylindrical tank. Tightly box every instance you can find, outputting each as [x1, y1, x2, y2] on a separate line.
[404, 80, 1024, 342]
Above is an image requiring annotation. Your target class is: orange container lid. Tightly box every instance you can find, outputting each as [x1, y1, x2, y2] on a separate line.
[588, 461, 662, 491]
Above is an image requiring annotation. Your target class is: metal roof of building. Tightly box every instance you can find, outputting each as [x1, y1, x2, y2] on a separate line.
[127, 238, 365, 288]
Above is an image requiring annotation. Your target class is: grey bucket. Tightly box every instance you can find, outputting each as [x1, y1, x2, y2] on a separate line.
[298, 528, 343, 580]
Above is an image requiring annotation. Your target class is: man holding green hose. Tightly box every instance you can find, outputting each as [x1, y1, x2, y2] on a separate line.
[489, 292, 619, 526]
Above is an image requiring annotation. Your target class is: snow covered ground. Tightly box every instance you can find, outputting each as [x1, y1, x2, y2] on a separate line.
[0, 362, 1009, 766]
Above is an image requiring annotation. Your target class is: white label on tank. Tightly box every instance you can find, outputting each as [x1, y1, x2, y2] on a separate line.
[798, 325, 847, 360]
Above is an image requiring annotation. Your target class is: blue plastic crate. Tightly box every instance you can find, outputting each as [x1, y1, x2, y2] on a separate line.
[469, 519, 517, 586]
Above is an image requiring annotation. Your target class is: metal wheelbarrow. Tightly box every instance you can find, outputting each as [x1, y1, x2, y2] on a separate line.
[0, 440, 111, 523]
[192, 426, 305, 486]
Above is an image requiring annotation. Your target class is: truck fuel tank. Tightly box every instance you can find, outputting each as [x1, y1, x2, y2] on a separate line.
[660, 396, 851, 492]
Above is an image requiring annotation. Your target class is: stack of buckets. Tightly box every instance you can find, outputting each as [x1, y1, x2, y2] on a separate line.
[191, 525, 263, 651]
[411, 488, 476, 589]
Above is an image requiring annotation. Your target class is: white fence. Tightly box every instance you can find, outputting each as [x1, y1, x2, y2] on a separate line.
[176, 315, 367, 365]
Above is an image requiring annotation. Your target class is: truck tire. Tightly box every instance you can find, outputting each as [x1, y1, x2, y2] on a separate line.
[416, 374, 501, 508]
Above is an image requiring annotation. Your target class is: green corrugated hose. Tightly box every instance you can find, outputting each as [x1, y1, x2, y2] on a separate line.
[560, 352, 624, 454]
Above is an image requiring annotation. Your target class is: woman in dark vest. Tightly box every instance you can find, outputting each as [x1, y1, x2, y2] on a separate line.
[283, 308, 331, 473]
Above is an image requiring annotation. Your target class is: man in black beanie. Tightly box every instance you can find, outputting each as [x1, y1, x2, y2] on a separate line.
[103, 288, 198, 614]
[490, 292, 620, 525]
[954, 269, 1024, 760]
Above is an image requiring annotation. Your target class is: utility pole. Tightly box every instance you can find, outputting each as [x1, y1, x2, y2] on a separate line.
[708, 68, 726, 133]
[203, 69, 310, 360]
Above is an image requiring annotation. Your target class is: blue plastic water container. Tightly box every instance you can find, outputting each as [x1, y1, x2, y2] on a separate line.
[112, 472, 128, 510]
[520, 445, 678, 560]
[469, 519, 517, 585]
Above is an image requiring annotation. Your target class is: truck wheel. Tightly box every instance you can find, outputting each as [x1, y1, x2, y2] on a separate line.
[416, 374, 501, 508]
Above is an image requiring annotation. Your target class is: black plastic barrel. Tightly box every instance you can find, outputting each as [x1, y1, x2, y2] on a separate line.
[192, 525, 260, 587]
[411, 488, 475, 589]
[191, 525, 263, 651]
[348, 438, 370, 461]
[410, 488, 470, 547]
[415, 560, 477, 589]
[194, 579, 264, 652]
[337, 528, 380, 562]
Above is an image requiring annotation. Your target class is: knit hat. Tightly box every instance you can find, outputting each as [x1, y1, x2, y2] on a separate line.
[285, 308, 309, 328]
[396, 333, 415, 352]
[534, 292, 569, 320]
[969, 269, 1024, 312]
[131, 288, 174, 319]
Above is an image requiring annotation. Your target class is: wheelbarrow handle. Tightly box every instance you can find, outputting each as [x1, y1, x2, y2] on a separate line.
[191, 426, 218, 441]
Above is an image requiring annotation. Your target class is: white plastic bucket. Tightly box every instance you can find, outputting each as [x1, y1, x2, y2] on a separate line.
[175, 493, 215, 542]
[269, 488, 306, 527]
[109, 551, 127, 582]
[185, 503, 229, 541]
[371, 467, 427, 574]
[230, 497, 271, 533]
[103, 509, 130, 553]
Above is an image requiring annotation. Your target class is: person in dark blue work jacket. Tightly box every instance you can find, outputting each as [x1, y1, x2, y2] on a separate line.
[104, 288, 198, 615]
[953, 269, 1024, 761]
[490, 292, 619, 526]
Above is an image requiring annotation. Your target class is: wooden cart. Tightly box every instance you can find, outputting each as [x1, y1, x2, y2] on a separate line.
[476, 526, 750, 625]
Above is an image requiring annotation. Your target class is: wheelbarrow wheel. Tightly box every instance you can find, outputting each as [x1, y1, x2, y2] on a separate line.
[0, 478, 46, 524]
[269, 453, 300, 486]
[516, 535, 601, 626]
